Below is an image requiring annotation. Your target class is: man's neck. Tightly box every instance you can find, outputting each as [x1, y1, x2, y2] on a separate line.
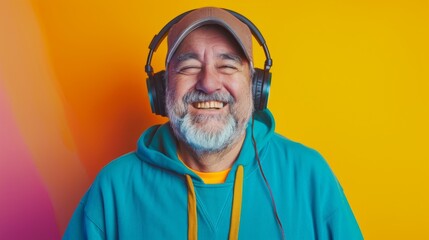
[177, 134, 245, 173]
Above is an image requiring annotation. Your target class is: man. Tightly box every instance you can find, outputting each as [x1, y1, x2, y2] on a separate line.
[64, 7, 363, 239]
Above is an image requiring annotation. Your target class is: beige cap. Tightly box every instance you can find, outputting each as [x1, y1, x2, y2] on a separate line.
[166, 7, 253, 67]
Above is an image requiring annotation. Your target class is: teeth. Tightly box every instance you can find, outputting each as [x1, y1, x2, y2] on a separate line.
[194, 101, 224, 109]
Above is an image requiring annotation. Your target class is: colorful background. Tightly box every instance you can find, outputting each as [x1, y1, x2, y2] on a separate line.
[1, 0, 428, 239]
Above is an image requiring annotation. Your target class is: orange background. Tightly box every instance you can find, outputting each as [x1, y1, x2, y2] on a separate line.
[1, 0, 428, 239]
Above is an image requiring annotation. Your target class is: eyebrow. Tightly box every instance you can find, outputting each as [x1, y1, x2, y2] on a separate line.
[219, 53, 243, 64]
[176, 53, 199, 62]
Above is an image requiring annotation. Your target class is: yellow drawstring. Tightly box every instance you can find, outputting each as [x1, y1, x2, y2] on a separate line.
[186, 165, 244, 240]
[186, 175, 198, 240]
[229, 165, 244, 239]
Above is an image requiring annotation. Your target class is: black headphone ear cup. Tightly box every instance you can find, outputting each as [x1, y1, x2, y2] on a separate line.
[252, 69, 263, 110]
[252, 68, 271, 110]
[146, 70, 167, 116]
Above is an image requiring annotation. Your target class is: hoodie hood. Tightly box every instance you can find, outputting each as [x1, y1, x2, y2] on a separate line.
[136, 109, 275, 183]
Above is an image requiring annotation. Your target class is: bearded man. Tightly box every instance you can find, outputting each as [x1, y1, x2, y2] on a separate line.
[64, 7, 363, 240]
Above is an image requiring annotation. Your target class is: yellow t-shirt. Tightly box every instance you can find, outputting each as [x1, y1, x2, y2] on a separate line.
[178, 154, 231, 184]
[190, 167, 231, 184]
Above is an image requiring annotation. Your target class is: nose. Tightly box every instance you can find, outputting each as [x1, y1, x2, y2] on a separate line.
[195, 67, 222, 94]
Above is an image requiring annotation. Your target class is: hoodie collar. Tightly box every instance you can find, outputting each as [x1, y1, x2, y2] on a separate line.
[136, 109, 275, 182]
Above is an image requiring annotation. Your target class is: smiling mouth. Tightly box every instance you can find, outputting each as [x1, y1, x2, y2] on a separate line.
[193, 101, 225, 109]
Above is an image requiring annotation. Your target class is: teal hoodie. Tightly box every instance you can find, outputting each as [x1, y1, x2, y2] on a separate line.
[63, 110, 363, 239]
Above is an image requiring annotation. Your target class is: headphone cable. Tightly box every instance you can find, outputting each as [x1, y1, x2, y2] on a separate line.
[251, 115, 286, 240]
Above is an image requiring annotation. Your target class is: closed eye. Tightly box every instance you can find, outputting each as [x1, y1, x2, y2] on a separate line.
[174, 53, 202, 75]
[177, 66, 201, 75]
[217, 53, 243, 74]
[217, 64, 240, 74]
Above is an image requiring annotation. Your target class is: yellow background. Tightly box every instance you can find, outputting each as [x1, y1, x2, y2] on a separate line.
[1, 0, 428, 238]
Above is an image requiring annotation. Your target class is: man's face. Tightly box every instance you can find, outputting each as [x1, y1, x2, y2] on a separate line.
[166, 25, 253, 154]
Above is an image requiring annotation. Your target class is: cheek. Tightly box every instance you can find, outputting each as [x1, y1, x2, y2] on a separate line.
[167, 76, 194, 101]
[227, 78, 252, 102]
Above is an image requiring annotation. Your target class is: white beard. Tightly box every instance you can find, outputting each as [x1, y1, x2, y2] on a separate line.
[166, 90, 252, 154]
[169, 109, 238, 154]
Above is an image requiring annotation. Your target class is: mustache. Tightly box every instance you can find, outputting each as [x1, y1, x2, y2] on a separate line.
[183, 91, 234, 105]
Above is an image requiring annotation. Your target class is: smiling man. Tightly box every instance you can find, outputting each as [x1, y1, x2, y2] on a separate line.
[166, 25, 253, 172]
[64, 7, 363, 240]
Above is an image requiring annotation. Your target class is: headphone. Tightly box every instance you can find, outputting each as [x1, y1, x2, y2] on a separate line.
[145, 9, 273, 116]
